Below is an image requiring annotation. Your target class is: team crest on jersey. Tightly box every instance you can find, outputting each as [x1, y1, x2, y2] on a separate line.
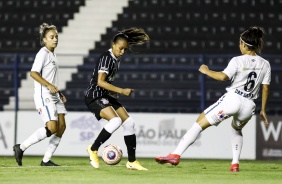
[45, 98, 50, 103]
[217, 110, 229, 121]
[38, 108, 42, 115]
[100, 98, 109, 104]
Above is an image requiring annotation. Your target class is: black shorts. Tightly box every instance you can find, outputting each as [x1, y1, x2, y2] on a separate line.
[85, 95, 123, 120]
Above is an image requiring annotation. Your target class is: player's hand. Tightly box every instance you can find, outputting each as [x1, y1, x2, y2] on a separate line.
[58, 91, 67, 103]
[260, 110, 269, 127]
[121, 88, 134, 96]
[199, 64, 209, 74]
[47, 84, 59, 94]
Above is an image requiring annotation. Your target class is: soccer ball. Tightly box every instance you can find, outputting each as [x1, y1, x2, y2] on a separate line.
[102, 144, 123, 165]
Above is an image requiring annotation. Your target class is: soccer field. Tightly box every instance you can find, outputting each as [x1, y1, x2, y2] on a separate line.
[0, 156, 281, 184]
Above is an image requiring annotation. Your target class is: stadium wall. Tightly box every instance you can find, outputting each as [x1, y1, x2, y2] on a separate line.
[0, 111, 255, 159]
[1, 112, 281, 160]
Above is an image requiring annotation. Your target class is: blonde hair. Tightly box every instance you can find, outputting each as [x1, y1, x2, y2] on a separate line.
[39, 23, 57, 46]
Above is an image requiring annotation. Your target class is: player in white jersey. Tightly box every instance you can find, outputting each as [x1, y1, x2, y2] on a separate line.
[156, 27, 270, 172]
[13, 23, 67, 166]
[85, 28, 150, 170]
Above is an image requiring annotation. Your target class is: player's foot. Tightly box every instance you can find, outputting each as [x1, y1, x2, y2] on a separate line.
[87, 145, 99, 168]
[41, 160, 60, 166]
[155, 154, 180, 166]
[13, 144, 24, 166]
[126, 160, 148, 170]
[230, 163, 239, 172]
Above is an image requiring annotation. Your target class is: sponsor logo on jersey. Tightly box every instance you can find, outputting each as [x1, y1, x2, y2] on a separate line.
[242, 67, 261, 71]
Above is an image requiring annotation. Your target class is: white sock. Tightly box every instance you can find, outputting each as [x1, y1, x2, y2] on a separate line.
[172, 123, 202, 155]
[231, 128, 243, 164]
[20, 127, 47, 151]
[43, 135, 61, 163]
[122, 117, 135, 136]
[104, 117, 122, 134]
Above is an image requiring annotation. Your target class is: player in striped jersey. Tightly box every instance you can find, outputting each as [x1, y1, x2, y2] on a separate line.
[13, 23, 67, 166]
[156, 27, 271, 172]
[86, 28, 149, 170]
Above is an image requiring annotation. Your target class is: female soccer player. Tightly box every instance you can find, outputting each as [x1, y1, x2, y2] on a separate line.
[155, 26, 270, 172]
[13, 23, 67, 166]
[85, 28, 149, 170]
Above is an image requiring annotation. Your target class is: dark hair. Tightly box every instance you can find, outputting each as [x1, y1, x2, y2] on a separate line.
[39, 23, 57, 46]
[240, 26, 265, 53]
[112, 27, 150, 46]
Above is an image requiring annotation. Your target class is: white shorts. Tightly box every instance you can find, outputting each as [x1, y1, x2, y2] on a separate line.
[204, 92, 256, 129]
[34, 93, 67, 123]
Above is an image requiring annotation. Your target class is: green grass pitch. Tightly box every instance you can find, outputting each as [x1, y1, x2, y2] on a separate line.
[0, 156, 282, 184]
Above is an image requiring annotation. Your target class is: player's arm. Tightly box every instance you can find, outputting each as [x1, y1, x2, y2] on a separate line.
[260, 84, 269, 127]
[30, 71, 59, 93]
[97, 72, 133, 96]
[199, 64, 229, 81]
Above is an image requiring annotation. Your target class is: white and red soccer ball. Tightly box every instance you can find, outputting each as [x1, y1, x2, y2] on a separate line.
[102, 144, 123, 165]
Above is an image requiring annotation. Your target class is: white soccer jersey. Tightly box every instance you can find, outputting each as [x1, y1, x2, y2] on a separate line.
[31, 47, 59, 94]
[223, 54, 271, 100]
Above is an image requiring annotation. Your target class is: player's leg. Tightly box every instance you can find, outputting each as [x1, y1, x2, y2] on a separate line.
[13, 104, 57, 166]
[41, 114, 66, 166]
[155, 112, 209, 165]
[155, 94, 233, 166]
[230, 98, 255, 172]
[115, 107, 147, 170]
[85, 96, 122, 168]
[230, 123, 242, 172]
[92, 106, 122, 150]
[41, 101, 67, 166]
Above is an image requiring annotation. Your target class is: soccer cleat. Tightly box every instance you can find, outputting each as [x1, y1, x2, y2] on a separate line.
[230, 163, 239, 172]
[13, 144, 24, 166]
[155, 154, 180, 166]
[41, 160, 60, 166]
[126, 161, 148, 170]
[87, 145, 99, 168]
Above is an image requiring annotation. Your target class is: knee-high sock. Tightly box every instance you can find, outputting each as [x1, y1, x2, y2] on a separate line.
[122, 117, 136, 162]
[231, 128, 243, 164]
[43, 135, 61, 162]
[20, 127, 48, 151]
[124, 134, 136, 162]
[91, 128, 111, 151]
[91, 117, 122, 151]
[172, 123, 202, 155]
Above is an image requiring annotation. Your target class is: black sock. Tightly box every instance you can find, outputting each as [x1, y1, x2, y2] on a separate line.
[124, 134, 136, 162]
[91, 128, 111, 151]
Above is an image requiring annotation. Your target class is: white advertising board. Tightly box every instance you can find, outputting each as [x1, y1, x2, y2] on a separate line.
[1, 111, 256, 160]
[0, 112, 15, 155]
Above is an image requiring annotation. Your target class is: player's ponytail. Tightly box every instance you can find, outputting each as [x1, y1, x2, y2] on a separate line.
[113, 27, 150, 46]
[39, 23, 57, 46]
[240, 26, 265, 54]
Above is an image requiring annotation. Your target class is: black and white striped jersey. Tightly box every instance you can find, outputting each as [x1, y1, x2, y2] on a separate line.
[85, 49, 120, 99]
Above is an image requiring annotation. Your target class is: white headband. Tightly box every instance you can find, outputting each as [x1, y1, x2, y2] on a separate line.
[240, 37, 254, 47]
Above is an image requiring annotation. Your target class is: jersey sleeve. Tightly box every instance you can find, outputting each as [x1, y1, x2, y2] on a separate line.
[262, 63, 271, 85]
[31, 50, 47, 73]
[222, 58, 237, 79]
[98, 56, 111, 74]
